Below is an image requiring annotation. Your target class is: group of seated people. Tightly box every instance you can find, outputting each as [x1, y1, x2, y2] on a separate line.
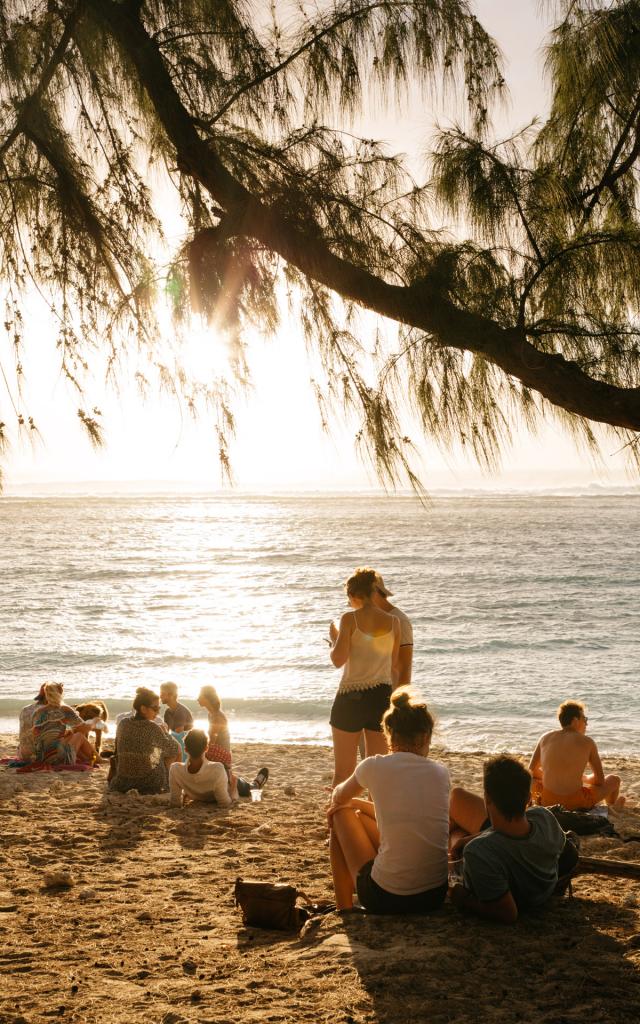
[328, 693, 625, 922]
[18, 681, 624, 923]
[17, 680, 268, 804]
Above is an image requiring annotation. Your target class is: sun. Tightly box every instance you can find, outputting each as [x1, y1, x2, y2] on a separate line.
[179, 318, 235, 381]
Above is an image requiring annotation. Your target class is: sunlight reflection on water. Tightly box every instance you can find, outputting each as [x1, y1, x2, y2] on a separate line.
[1, 493, 639, 753]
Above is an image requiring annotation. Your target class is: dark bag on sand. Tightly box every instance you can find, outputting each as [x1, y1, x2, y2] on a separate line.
[555, 831, 581, 896]
[234, 879, 336, 932]
[558, 832, 580, 875]
[549, 805, 616, 837]
[234, 879, 310, 931]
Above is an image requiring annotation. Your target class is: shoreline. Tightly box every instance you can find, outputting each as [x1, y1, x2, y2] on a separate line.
[2, 712, 638, 759]
[2, 735, 639, 1023]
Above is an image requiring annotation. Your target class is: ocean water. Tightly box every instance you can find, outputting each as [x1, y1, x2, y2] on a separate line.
[1, 493, 639, 755]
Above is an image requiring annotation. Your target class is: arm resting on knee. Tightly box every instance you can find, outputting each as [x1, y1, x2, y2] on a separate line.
[350, 798, 376, 818]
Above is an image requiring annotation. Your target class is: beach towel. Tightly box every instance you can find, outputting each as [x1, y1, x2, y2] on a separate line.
[15, 761, 96, 774]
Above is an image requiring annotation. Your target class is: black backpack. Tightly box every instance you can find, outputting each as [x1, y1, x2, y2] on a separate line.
[548, 805, 616, 837]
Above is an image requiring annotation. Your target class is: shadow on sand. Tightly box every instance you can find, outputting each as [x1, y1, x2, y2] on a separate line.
[289, 889, 639, 1024]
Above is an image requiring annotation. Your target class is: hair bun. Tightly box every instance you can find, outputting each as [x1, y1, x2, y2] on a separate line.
[382, 685, 434, 744]
[344, 566, 378, 600]
[392, 687, 411, 708]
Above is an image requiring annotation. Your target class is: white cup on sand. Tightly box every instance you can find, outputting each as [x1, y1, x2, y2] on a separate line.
[250, 788, 262, 803]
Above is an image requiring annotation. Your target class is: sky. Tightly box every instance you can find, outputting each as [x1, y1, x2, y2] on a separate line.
[1, 1, 637, 494]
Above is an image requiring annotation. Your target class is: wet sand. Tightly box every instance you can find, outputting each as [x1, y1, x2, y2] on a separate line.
[1, 735, 639, 1024]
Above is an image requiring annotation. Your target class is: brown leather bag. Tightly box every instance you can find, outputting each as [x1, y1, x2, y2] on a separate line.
[234, 878, 310, 931]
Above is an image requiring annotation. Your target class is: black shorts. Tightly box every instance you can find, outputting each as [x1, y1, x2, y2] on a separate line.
[356, 860, 448, 915]
[329, 684, 392, 733]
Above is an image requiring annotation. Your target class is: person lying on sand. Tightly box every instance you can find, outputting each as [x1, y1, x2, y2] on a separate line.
[327, 687, 449, 914]
[529, 700, 623, 810]
[448, 756, 566, 925]
[169, 729, 232, 807]
[170, 730, 269, 807]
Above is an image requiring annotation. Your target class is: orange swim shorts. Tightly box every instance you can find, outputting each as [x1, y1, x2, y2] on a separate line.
[540, 786, 599, 811]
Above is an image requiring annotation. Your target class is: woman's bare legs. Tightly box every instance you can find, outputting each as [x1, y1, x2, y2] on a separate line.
[363, 728, 388, 758]
[350, 798, 376, 818]
[355, 809, 380, 848]
[331, 727, 362, 787]
[449, 787, 488, 853]
[330, 806, 378, 910]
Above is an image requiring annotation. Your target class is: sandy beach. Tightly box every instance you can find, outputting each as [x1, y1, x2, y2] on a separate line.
[1, 736, 639, 1024]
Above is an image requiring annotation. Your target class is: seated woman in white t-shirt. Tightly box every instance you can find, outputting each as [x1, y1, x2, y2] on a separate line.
[328, 687, 449, 914]
[169, 729, 233, 808]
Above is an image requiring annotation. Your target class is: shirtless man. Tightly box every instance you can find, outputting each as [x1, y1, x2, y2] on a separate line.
[529, 700, 623, 810]
[371, 573, 413, 688]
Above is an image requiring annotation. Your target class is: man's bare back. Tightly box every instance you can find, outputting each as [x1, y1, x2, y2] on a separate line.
[529, 701, 622, 809]
[534, 729, 595, 794]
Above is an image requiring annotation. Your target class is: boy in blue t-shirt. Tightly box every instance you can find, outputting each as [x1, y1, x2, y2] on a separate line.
[449, 755, 566, 924]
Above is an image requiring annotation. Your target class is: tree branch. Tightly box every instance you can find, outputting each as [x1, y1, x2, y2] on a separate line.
[581, 92, 640, 223]
[206, 0, 399, 127]
[91, 0, 640, 433]
[0, 2, 83, 160]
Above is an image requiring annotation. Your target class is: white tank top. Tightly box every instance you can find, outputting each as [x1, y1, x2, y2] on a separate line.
[339, 612, 395, 692]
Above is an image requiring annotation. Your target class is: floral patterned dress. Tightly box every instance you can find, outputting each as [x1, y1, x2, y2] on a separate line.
[18, 701, 42, 761]
[32, 704, 84, 765]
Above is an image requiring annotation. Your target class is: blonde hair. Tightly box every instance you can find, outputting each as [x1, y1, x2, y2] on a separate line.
[44, 682, 63, 707]
[160, 681, 178, 698]
[344, 567, 377, 600]
[383, 687, 434, 746]
[199, 685, 220, 711]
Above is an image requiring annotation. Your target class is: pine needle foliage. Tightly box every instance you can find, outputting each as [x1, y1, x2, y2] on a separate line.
[0, 0, 639, 487]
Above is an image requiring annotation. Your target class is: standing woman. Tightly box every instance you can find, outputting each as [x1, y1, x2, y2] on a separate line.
[328, 567, 399, 786]
[328, 687, 449, 913]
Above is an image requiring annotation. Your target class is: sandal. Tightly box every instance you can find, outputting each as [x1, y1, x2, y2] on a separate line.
[252, 767, 269, 789]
